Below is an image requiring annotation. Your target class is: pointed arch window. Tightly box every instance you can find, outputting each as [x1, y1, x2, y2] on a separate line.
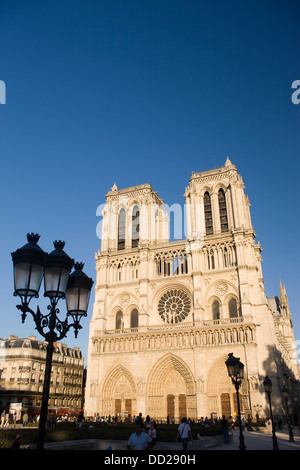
[218, 189, 228, 232]
[208, 249, 215, 270]
[118, 208, 126, 250]
[115, 310, 123, 330]
[223, 247, 228, 267]
[229, 298, 238, 318]
[131, 205, 139, 248]
[130, 308, 139, 328]
[204, 192, 213, 235]
[212, 300, 220, 321]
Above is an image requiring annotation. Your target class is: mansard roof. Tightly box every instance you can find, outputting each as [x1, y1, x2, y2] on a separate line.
[0, 336, 82, 358]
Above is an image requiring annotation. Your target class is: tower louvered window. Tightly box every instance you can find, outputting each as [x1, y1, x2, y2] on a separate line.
[131, 205, 139, 248]
[118, 208, 126, 250]
[204, 192, 213, 235]
[218, 189, 228, 232]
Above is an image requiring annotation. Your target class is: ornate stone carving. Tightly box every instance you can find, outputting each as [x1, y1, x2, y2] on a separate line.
[214, 282, 228, 295]
[120, 294, 131, 305]
[158, 289, 192, 324]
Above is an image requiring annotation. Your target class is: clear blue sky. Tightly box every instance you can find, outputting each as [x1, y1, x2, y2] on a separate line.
[0, 0, 299, 363]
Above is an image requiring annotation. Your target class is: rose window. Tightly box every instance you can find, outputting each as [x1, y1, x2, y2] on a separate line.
[158, 289, 192, 324]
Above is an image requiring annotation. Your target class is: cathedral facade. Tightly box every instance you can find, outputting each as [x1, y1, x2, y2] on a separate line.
[85, 158, 299, 422]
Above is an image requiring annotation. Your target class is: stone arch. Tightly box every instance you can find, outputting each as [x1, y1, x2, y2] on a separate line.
[199, 185, 214, 198]
[108, 291, 140, 311]
[204, 279, 239, 304]
[206, 354, 249, 417]
[204, 280, 240, 318]
[101, 364, 137, 417]
[147, 353, 195, 396]
[146, 353, 196, 420]
[207, 354, 233, 396]
[102, 364, 137, 396]
[224, 293, 241, 318]
[122, 303, 139, 329]
[213, 182, 228, 193]
[206, 294, 222, 321]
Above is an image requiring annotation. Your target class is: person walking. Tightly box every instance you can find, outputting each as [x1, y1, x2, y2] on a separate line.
[266, 418, 272, 435]
[246, 415, 253, 431]
[221, 415, 230, 444]
[176, 417, 192, 450]
[22, 412, 28, 427]
[4, 412, 9, 427]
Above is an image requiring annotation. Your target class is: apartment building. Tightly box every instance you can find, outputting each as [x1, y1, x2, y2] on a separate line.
[0, 335, 84, 418]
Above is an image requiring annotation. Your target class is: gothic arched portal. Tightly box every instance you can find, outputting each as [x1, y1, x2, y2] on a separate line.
[146, 354, 196, 421]
[101, 365, 137, 418]
[206, 354, 250, 418]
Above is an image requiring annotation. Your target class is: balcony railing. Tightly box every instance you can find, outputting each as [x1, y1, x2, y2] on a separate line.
[103, 316, 252, 335]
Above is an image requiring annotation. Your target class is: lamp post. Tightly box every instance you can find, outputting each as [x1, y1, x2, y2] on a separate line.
[225, 353, 246, 450]
[263, 376, 279, 450]
[282, 386, 295, 442]
[11, 234, 93, 450]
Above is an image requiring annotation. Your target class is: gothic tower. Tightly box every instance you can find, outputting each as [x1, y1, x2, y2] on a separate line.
[85, 158, 299, 421]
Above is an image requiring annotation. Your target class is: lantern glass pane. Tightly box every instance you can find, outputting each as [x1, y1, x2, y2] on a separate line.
[14, 262, 43, 297]
[30, 264, 44, 294]
[227, 364, 236, 377]
[44, 267, 69, 298]
[66, 287, 90, 316]
[238, 364, 244, 379]
[14, 262, 30, 295]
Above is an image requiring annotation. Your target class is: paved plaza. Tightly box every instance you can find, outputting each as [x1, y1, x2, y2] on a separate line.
[35, 426, 300, 451]
[210, 428, 300, 451]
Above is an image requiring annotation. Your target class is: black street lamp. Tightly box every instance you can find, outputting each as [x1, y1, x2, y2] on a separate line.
[225, 353, 246, 450]
[263, 376, 279, 450]
[282, 386, 295, 442]
[11, 233, 93, 450]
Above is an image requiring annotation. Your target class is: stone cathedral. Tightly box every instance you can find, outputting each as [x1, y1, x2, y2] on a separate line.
[85, 158, 299, 422]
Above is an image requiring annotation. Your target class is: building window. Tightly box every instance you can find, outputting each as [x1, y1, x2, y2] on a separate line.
[212, 300, 220, 321]
[223, 247, 228, 267]
[115, 310, 123, 329]
[218, 189, 228, 232]
[118, 266, 122, 281]
[204, 192, 213, 235]
[158, 289, 192, 324]
[207, 249, 215, 270]
[118, 208, 126, 250]
[131, 205, 139, 248]
[229, 298, 238, 318]
[130, 309, 139, 328]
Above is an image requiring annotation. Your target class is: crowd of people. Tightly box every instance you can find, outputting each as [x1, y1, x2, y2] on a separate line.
[3, 407, 297, 450]
[0, 409, 81, 428]
[0, 409, 31, 428]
